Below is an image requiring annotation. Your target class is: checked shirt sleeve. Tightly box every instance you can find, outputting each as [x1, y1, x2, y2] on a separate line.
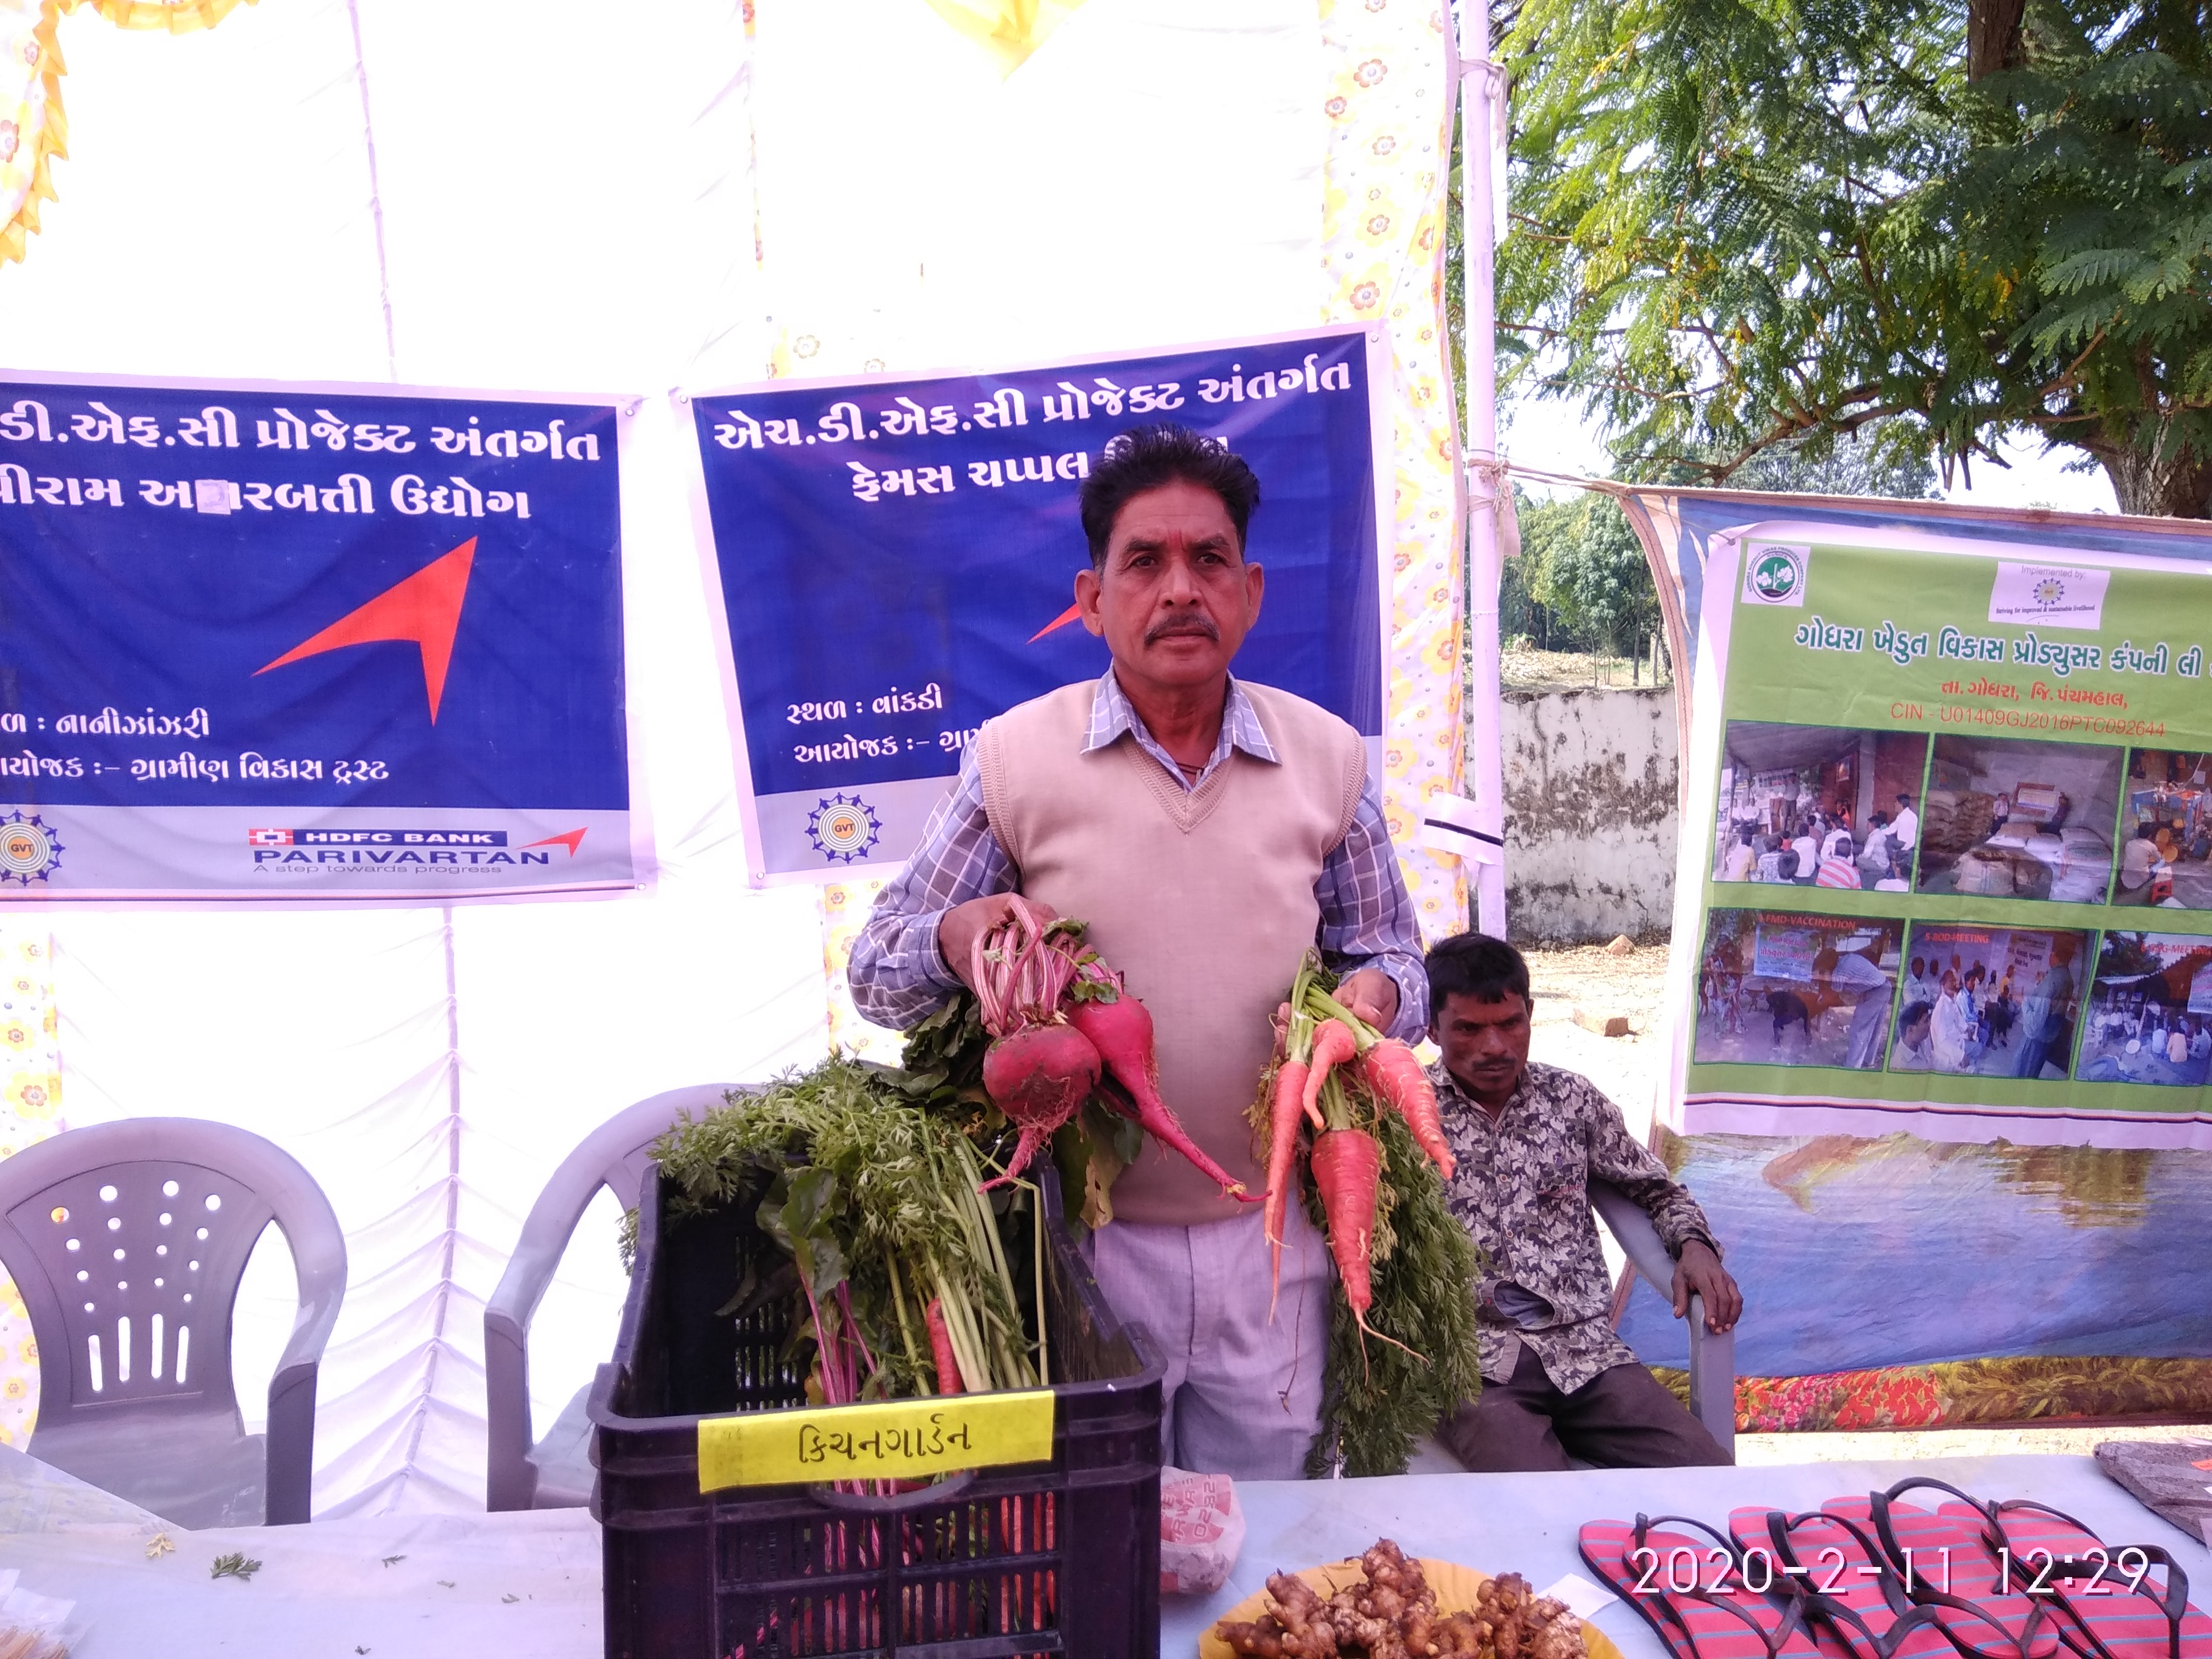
[847, 743, 1015, 1029]
[1314, 775, 1429, 1044]
[1581, 1079, 1721, 1259]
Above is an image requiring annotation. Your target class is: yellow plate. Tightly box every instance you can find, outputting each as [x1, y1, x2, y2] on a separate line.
[1199, 1559, 1626, 1659]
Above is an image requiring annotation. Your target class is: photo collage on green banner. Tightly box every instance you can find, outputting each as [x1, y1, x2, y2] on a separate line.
[1688, 538, 2212, 1125]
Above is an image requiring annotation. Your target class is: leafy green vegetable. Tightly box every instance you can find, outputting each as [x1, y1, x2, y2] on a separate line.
[210, 1551, 262, 1582]
[1301, 1105, 1485, 1477]
[651, 1056, 1042, 1401]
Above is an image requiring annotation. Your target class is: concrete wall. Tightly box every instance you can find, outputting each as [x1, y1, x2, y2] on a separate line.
[1493, 686, 1681, 944]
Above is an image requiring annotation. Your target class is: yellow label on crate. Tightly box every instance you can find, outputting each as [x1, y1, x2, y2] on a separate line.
[696, 1390, 1057, 1492]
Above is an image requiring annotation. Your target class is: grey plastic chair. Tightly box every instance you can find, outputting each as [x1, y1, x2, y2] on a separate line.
[1590, 1176, 1737, 1456]
[0, 1118, 347, 1526]
[483, 1083, 743, 1511]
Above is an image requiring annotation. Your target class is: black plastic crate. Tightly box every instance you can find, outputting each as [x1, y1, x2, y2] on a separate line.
[589, 1159, 1166, 1659]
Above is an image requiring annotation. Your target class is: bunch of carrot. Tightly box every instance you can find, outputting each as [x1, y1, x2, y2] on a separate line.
[969, 896, 1256, 1202]
[1257, 956, 1454, 1363]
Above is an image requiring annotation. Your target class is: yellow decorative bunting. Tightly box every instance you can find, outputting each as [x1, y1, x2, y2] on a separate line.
[921, 0, 1085, 77]
[73, 0, 254, 30]
[697, 1390, 1056, 1491]
[0, 0, 259, 270]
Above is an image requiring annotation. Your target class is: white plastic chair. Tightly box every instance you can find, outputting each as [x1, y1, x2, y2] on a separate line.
[483, 1084, 742, 1511]
[1590, 1176, 1737, 1455]
[0, 1118, 346, 1526]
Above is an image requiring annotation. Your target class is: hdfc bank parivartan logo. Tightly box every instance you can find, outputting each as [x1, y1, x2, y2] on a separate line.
[244, 826, 588, 868]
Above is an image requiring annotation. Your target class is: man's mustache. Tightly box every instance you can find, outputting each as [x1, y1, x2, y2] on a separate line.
[1145, 615, 1220, 645]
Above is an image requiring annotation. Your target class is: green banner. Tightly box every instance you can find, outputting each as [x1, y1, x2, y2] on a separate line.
[1688, 535, 2212, 1136]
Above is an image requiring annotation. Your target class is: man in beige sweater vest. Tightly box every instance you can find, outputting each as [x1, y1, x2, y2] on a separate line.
[850, 423, 1427, 1478]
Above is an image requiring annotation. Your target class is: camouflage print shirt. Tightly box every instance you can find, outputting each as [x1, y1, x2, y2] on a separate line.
[1429, 1059, 1721, 1393]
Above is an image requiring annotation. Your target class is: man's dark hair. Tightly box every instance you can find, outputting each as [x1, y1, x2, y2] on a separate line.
[1897, 793, 1912, 805]
[1078, 423, 1261, 568]
[1900, 999, 1933, 1033]
[1425, 931, 1531, 1017]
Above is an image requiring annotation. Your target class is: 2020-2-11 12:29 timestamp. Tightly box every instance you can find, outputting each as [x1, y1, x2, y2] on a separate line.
[1624, 1543, 2156, 1598]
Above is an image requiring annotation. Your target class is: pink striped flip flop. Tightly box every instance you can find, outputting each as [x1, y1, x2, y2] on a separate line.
[1831, 1479, 2062, 1659]
[1967, 1496, 2212, 1659]
[1581, 1514, 1824, 1659]
[1728, 1507, 1969, 1659]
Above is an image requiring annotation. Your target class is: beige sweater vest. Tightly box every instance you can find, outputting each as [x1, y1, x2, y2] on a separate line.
[978, 679, 1367, 1227]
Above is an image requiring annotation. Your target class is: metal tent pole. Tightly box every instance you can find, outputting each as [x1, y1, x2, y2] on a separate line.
[1455, 2, 1510, 939]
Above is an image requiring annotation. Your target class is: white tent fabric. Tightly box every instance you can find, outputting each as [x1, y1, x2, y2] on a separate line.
[0, 0, 1354, 1513]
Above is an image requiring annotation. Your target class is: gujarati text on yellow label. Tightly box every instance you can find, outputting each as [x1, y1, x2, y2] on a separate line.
[697, 1390, 1057, 1492]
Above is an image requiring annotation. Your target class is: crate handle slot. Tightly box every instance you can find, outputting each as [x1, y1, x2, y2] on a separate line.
[806, 1470, 979, 1514]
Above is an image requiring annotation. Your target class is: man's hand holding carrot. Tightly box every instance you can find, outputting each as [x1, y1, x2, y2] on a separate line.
[1335, 967, 1400, 1034]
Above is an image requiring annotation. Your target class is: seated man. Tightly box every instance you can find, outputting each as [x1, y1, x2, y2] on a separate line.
[1427, 932, 1741, 1472]
[1890, 999, 1937, 1070]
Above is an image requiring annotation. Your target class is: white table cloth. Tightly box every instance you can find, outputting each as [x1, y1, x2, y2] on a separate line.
[6, 1445, 2207, 1657]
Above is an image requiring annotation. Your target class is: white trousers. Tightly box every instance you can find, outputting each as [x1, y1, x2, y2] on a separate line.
[1087, 1200, 1331, 1480]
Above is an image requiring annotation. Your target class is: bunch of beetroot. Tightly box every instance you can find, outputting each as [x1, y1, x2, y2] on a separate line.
[970, 897, 1255, 1202]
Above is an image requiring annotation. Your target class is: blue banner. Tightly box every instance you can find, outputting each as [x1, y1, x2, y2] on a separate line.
[0, 375, 635, 900]
[685, 326, 1391, 880]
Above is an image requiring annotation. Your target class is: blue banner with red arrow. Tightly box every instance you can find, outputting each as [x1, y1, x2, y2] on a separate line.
[683, 325, 1393, 882]
[0, 374, 634, 901]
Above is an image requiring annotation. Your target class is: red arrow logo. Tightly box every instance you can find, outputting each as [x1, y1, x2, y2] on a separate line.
[1028, 602, 1081, 642]
[523, 828, 588, 857]
[257, 538, 478, 723]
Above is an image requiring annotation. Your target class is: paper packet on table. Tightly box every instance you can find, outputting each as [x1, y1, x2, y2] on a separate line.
[0, 1569, 78, 1659]
[1159, 1465, 1245, 1596]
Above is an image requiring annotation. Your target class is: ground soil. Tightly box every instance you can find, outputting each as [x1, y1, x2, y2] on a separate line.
[1499, 644, 1674, 693]
[1520, 943, 2212, 1464]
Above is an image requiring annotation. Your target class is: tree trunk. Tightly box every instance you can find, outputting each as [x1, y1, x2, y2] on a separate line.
[1967, 0, 2025, 78]
[2096, 446, 2212, 520]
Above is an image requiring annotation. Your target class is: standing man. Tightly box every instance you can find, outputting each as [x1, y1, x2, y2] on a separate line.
[2014, 936, 2080, 1080]
[848, 423, 1426, 1479]
[1423, 932, 1739, 1471]
[1819, 937, 1895, 1069]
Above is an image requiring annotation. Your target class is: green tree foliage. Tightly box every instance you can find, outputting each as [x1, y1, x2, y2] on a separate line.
[1496, 0, 2212, 516]
[1512, 489, 1659, 656]
[1503, 426, 1933, 656]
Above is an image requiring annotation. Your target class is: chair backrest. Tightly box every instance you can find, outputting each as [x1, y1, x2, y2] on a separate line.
[483, 1083, 746, 1510]
[536, 1085, 743, 1263]
[0, 1119, 345, 1434]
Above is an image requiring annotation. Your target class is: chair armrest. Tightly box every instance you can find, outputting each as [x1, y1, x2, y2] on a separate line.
[1588, 1178, 1678, 1291]
[1591, 1178, 1737, 1458]
[266, 1188, 348, 1524]
[484, 1154, 614, 1512]
[1689, 1314, 1737, 1458]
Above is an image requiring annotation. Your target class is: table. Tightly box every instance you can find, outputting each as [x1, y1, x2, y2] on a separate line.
[6, 1447, 2207, 1656]
[1162, 1455, 2212, 1655]
[0, 1444, 599, 1657]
